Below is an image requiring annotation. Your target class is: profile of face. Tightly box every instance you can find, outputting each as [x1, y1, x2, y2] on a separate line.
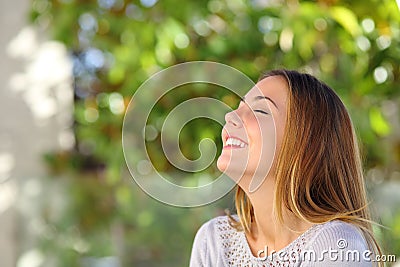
[217, 75, 288, 192]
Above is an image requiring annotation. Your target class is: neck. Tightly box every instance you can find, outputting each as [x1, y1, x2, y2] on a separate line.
[240, 174, 314, 253]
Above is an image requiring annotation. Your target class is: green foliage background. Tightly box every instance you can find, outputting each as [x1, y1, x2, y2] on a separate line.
[30, 0, 400, 266]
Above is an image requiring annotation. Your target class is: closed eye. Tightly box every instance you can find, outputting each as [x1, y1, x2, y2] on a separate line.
[254, 109, 269, 115]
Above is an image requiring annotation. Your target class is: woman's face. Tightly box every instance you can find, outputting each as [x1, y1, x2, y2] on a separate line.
[217, 75, 288, 192]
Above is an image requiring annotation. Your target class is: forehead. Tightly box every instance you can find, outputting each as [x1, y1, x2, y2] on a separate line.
[245, 75, 288, 107]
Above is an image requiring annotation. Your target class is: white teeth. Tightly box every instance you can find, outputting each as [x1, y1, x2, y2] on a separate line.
[226, 137, 247, 148]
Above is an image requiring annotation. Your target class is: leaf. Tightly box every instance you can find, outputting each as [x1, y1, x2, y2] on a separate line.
[369, 107, 391, 136]
[330, 6, 361, 37]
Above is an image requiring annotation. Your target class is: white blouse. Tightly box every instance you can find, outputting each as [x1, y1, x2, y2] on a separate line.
[190, 216, 373, 266]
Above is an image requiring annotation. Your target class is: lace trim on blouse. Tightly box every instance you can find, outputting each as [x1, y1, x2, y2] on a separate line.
[215, 216, 325, 267]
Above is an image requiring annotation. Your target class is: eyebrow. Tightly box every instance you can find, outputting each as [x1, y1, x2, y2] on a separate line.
[241, 95, 279, 110]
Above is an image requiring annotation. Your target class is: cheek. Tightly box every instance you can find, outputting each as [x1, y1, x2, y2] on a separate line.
[255, 127, 276, 160]
[246, 119, 262, 144]
[248, 120, 276, 165]
[248, 118, 275, 150]
[274, 121, 285, 152]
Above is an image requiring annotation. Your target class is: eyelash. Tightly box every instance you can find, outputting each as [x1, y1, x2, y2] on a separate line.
[239, 99, 269, 115]
[255, 110, 269, 115]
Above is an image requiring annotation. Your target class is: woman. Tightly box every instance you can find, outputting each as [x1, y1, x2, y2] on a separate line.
[190, 70, 382, 266]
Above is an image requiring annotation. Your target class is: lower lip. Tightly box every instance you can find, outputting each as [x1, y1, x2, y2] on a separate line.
[223, 145, 247, 149]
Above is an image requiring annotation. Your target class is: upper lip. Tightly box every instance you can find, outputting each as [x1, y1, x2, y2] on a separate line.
[222, 128, 248, 145]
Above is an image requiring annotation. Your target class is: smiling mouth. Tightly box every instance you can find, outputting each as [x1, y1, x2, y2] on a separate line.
[224, 137, 248, 149]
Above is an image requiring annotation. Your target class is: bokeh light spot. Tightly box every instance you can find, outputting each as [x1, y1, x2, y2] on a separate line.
[361, 18, 375, 33]
[174, 33, 190, 49]
[373, 66, 388, 84]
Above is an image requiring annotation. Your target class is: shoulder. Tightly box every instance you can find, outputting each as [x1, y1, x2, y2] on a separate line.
[190, 215, 238, 267]
[193, 215, 229, 238]
[308, 220, 369, 250]
[302, 220, 372, 267]
[195, 215, 238, 236]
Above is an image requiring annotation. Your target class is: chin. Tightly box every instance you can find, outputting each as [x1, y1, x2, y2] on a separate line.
[217, 157, 245, 184]
[216, 148, 239, 172]
[216, 156, 228, 172]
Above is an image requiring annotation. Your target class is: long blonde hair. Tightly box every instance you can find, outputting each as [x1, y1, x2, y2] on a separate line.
[228, 69, 382, 265]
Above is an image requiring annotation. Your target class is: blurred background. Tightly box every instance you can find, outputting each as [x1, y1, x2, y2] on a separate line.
[1, 0, 399, 266]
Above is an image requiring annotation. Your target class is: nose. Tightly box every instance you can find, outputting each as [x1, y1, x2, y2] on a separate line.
[225, 110, 242, 128]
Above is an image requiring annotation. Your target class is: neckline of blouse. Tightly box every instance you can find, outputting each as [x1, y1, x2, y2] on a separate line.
[239, 220, 330, 262]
